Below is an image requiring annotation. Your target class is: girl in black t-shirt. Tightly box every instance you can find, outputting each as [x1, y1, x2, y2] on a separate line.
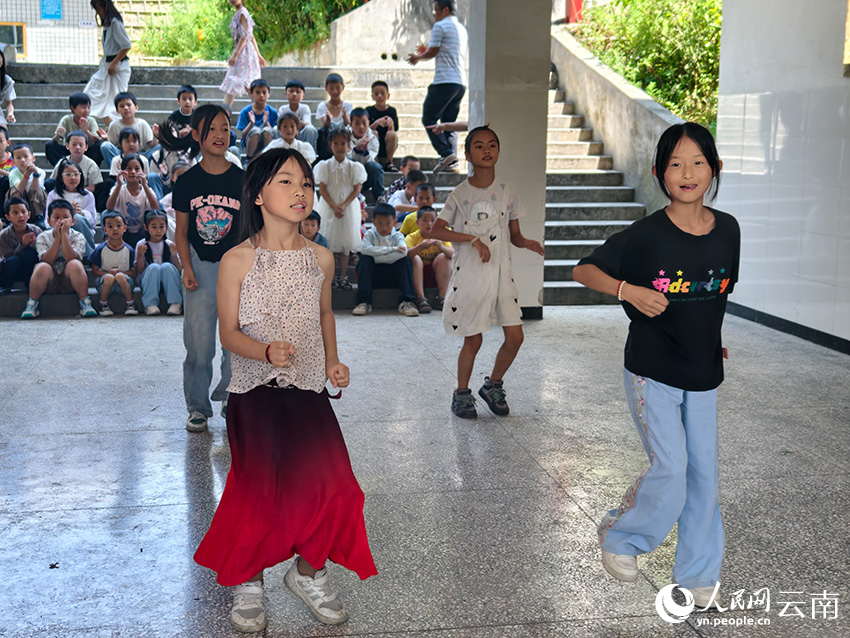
[573, 123, 740, 610]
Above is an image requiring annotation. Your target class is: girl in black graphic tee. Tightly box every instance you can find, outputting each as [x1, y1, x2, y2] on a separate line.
[573, 123, 739, 608]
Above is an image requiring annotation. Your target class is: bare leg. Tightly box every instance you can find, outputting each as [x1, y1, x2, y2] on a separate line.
[224, 93, 235, 107]
[411, 254, 425, 299]
[99, 273, 116, 302]
[248, 570, 263, 583]
[297, 556, 324, 579]
[245, 132, 260, 159]
[115, 272, 133, 302]
[490, 325, 524, 382]
[458, 333, 483, 390]
[28, 263, 54, 300]
[66, 261, 90, 299]
[338, 251, 350, 280]
[261, 130, 272, 150]
[385, 130, 398, 165]
[433, 252, 451, 296]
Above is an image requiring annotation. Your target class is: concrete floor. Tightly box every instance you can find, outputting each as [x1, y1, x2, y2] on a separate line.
[1, 307, 848, 638]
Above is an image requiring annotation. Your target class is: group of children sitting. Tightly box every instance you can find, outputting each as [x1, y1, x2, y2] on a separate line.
[0, 73, 448, 319]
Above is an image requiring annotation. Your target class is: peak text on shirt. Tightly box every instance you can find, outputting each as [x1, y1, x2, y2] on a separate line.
[190, 195, 240, 210]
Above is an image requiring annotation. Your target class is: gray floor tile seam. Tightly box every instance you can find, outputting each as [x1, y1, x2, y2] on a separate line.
[1, 499, 204, 517]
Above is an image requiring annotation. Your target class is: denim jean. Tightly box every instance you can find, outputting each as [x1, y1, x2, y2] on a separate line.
[298, 124, 319, 150]
[422, 83, 466, 158]
[0, 247, 39, 289]
[73, 214, 96, 257]
[101, 142, 122, 169]
[355, 255, 415, 304]
[598, 369, 724, 589]
[363, 160, 385, 199]
[183, 247, 231, 417]
[141, 262, 182, 308]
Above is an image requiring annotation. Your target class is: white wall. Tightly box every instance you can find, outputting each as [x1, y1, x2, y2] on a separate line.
[3, 0, 99, 64]
[716, 0, 850, 340]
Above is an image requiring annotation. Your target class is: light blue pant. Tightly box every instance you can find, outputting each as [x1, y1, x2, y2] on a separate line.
[298, 124, 318, 150]
[183, 248, 230, 418]
[140, 262, 182, 308]
[73, 214, 95, 257]
[598, 369, 724, 589]
[101, 142, 121, 169]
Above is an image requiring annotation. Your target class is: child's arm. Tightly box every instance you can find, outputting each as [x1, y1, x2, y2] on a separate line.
[428, 218, 491, 263]
[168, 240, 182, 270]
[135, 241, 147, 274]
[572, 263, 669, 317]
[105, 179, 122, 210]
[140, 174, 160, 208]
[59, 223, 81, 264]
[318, 182, 338, 210]
[338, 184, 362, 210]
[228, 14, 250, 65]
[316, 245, 349, 388]
[508, 219, 545, 256]
[251, 34, 266, 67]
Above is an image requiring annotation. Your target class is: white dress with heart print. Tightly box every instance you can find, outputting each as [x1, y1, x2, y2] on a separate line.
[437, 179, 524, 337]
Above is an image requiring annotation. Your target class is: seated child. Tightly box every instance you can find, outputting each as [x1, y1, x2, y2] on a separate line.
[135, 209, 182, 316]
[384, 155, 420, 202]
[400, 183, 438, 235]
[300, 210, 328, 248]
[44, 92, 106, 167]
[388, 169, 427, 221]
[0, 128, 12, 204]
[47, 131, 107, 209]
[7, 143, 47, 229]
[158, 159, 191, 241]
[366, 80, 400, 171]
[150, 85, 198, 158]
[316, 73, 353, 160]
[406, 206, 453, 313]
[352, 203, 418, 317]
[278, 79, 318, 148]
[149, 121, 195, 201]
[45, 159, 97, 256]
[0, 197, 42, 293]
[90, 211, 138, 316]
[105, 153, 160, 247]
[237, 79, 278, 161]
[264, 113, 317, 164]
[348, 107, 384, 201]
[21, 199, 97, 319]
[109, 127, 151, 181]
[101, 92, 155, 167]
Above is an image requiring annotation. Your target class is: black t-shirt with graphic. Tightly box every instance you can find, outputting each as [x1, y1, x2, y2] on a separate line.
[578, 208, 740, 391]
[172, 162, 243, 263]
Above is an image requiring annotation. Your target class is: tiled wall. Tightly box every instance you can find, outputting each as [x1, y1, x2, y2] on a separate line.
[716, 0, 850, 341]
[5, 0, 99, 64]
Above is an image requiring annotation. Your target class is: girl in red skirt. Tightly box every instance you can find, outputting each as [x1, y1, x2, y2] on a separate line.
[194, 148, 376, 633]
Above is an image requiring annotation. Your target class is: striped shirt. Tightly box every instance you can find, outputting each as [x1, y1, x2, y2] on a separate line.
[429, 16, 468, 86]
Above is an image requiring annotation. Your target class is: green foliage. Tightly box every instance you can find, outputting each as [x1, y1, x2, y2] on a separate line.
[573, 0, 721, 129]
[137, 0, 363, 61]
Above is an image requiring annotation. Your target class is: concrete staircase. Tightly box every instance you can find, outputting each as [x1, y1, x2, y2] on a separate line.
[3, 65, 642, 316]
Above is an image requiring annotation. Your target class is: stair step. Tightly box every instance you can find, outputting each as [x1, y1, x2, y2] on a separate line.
[545, 220, 633, 240]
[542, 281, 619, 305]
[548, 101, 576, 116]
[543, 259, 578, 281]
[545, 186, 635, 203]
[546, 156, 614, 170]
[546, 127, 593, 142]
[542, 239, 604, 260]
[545, 202, 645, 221]
[548, 114, 584, 128]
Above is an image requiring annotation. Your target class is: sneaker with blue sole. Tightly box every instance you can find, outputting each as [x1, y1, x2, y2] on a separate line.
[79, 298, 98, 317]
[21, 298, 39, 319]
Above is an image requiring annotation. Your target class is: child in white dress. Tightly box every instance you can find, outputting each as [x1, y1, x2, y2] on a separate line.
[428, 126, 545, 419]
[314, 128, 366, 289]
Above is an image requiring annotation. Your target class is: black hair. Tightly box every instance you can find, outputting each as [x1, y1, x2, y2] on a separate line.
[3, 197, 28, 217]
[464, 124, 500, 156]
[177, 85, 197, 100]
[101, 210, 126, 225]
[405, 169, 427, 185]
[285, 79, 305, 91]
[327, 126, 351, 145]
[416, 205, 438, 219]
[239, 148, 315, 242]
[0, 50, 6, 94]
[66, 130, 89, 145]
[120, 153, 142, 171]
[372, 203, 396, 219]
[350, 107, 369, 121]
[189, 104, 230, 160]
[91, 0, 123, 26]
[156, 119, 194, 153]
[0, 126, 8, 141]
[324, 73, 344, 87]
[278, 112, 301, 127]
[371, 80, 389, 92]
[47, 198, 75, 218]
[249, 78, 270, 93]
[305, 210, 321, 226]
[171, 159, 191, 176]
[653, 121, 722, 202]
[415, 183, 436, 198]
[114, 91, 137, 108]
[118, 126, 140, 146]
[69, 92, 91, 109]
[400, 155, 418, 167]
[434, 0, 456, 13]
[54, 159, 88, 197]
[10, 142, 33, 155]
[143, 209, 168, 226]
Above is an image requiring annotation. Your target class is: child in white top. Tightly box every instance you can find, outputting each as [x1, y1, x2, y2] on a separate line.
[314, 128, 366, 289]
[45, 158, 97, 256]
[428, 126, 544, 419]
[315, 73, 353, 160]
[278, 79, 318, 148]
[136, 209, 182, 316]
[263, 113, 317, 164]
[105, 153, 160, 246]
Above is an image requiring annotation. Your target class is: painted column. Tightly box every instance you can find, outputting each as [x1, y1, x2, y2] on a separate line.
[468, 0, 550, 317]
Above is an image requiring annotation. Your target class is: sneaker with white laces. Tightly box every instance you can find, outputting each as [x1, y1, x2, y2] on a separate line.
[124, 301, 139, 316]
[352, 302, 372, 316]
[145, 305, 161, 316]
[99, 301, 114, 317]
[186, 411, 208, 433]
[398, 301, 419, 317]
[601, 549, 638, 582]
[166, 303, 182, 316]
[230, 580, 267, 633]
[432, 153, 458, 174]
[478, 377, 510, 415]
[284, 561, 349, 625]
[21, 298, 39, 319]
[79, 297, 98, 317]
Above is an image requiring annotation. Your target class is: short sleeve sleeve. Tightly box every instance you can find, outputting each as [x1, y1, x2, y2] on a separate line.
[429, 21, 444, 49]
[576, 227, 628, 281]
[0, 75, 16, 103]
[313, 160, 328, 185]
[351, 161, 367, 185]
[388, 189, 406, 208]
[439, 192, 460, 228]
[315, 102, 328, 123]
[299, 104, 312, 122]
[36, 232, 51, 258]
[89, 244, 103, 267]
[127, 244, 135, 266]
[70, 231, 86, 260]
[505, 184, 525, 220]
[236, 107, 250, 131]
[172, 174, 190, 212]
[109, 21, 132, 51]
[405, 232, 418, 248]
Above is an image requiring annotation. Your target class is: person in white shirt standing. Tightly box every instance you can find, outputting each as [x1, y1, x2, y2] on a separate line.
[407, 0, 468, 173]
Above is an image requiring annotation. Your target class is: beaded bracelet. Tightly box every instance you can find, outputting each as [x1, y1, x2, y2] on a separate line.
[617, 280, 626, 302]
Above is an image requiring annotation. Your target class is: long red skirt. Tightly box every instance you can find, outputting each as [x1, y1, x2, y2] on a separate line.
[194, 385, 377, 586]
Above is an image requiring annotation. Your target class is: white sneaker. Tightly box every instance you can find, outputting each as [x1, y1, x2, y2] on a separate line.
[99, 301, 114, 317]
[230, 580, 267, 633]
[690, 585, 726, 610]
[352, 302, 371, 316]
[167, 303, 182, 316]
[601, 550, 638, 582]
[284, 561, 349, 625]
[432, 153, 458, 174]
[398, 301, 419, 317]
[145, 305, 161, 316]
[186, 411, 208, 433]
[124, 302, 139, 316]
